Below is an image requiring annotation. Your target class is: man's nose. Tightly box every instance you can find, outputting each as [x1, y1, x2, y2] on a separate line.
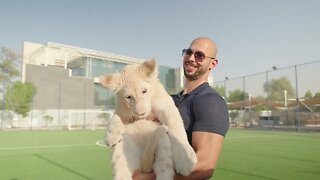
[186, 53, 196, 62]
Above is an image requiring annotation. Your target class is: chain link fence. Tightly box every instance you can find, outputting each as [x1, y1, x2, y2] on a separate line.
[214, 60, 320, 132]
[0, 109, 113, 130]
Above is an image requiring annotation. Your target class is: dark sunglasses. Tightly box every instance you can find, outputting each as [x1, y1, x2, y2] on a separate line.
[182, 48, 215, 61]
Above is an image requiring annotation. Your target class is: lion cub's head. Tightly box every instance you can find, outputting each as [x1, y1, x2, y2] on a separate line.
[100, 59, 158, 120]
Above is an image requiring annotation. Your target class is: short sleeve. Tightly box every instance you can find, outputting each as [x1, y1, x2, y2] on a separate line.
[191, 93, 229, 137]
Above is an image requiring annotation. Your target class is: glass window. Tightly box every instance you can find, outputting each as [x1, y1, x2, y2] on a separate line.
[67, 57, 87, 77]
[91, 58, 126, 77]
[159, 65, 175, 94]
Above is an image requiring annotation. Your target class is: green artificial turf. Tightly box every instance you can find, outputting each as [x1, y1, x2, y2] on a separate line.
[1, 129, 319, 180]
[0, 130, 112, 180]
[215, 129, 320, 180]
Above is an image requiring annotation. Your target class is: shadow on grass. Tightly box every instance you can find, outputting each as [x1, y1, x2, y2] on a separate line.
[34, 154, 93, 180]
[223, 149, 320, 164]
[218, 167, 279, 180]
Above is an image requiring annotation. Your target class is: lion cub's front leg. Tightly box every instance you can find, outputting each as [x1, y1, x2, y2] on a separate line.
[152, 95, 197, 176]
[164, 107, 197, 176]
[104, 114, 125, 147]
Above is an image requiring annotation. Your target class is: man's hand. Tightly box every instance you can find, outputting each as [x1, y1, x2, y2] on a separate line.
[132, 170, 156, 180]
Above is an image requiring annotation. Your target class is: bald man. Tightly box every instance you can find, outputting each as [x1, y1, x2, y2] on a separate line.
[133, 37, 229, 180]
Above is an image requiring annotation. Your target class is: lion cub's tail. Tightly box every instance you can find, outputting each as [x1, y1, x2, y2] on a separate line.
[140, 124, 168, 173]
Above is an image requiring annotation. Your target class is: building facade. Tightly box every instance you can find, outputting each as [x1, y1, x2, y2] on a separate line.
[22, 41, 180, 110]
[7, 41, 214, 129]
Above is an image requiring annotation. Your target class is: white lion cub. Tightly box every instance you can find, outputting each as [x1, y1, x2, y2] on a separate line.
[100, 59, 197, 179]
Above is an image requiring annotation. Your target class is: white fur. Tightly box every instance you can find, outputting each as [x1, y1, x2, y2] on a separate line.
[111, 120, 174, 180]
[100, 60, 197, 179]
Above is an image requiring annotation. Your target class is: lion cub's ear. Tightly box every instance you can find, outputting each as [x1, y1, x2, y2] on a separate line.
[100, 73, 123, 93]
[139, 59, 158, 80]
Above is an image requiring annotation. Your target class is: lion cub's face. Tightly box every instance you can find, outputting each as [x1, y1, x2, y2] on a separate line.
[120, 78, 153, 118]
[100, 60, 157, 119]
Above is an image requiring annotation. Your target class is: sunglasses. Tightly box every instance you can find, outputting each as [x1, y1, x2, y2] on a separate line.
[182, 48, 215, 61]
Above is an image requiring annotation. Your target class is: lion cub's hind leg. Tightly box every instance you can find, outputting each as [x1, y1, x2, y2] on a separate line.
[139, 124, 175, 180]
[153, 133, 175, 180]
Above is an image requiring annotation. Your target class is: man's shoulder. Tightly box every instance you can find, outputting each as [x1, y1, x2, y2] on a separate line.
[191, 87, 227, 112]
[196, 85, 224, 101]
[171, 83, 225, 105]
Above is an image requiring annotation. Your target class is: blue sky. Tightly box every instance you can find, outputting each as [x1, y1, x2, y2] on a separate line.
[1, 0, 320, 84]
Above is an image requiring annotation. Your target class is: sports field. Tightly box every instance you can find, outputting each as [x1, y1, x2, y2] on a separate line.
[0, 129, 319, 180]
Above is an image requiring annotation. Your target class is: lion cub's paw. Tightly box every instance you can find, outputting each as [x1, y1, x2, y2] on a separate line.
[104, 124, 125, 147]
[172, 142, 197, 176]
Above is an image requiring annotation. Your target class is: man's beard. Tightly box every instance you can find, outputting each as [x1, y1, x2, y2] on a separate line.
[184, 66, 206, 80]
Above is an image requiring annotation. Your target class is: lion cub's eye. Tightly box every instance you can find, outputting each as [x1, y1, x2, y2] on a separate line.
[142, 89, 147, 94]
[126, 95, 132, 99]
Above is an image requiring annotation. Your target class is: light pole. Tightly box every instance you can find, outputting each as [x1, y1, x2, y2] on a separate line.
[266, 71, 271, 129]
[266, 66, 277, 130]
[224, 77, 228, 100]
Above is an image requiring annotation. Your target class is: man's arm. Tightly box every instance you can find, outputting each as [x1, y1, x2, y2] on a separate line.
[174, 131, 225, 180]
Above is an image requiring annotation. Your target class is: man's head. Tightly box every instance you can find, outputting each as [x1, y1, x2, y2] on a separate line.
[182, 37, 218, 81]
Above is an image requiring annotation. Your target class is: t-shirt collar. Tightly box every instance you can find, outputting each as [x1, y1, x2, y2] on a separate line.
[180, 82, 209, 96]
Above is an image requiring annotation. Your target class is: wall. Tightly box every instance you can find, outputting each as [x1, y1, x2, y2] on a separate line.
[25, 64, 98, 110]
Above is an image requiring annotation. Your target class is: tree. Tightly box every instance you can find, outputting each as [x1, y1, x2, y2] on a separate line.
[314, 91, 320, 98]
[0, 47, 20, 83]
[5, 81, 36, 117]
[263, 77, 295, 101]
[212, 85, 225, 97]
[228, 89, 248, 102]
[0, 47, 21, 114]
[304, 90, 313, 99]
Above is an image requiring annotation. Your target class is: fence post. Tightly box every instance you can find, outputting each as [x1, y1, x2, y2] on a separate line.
[266, 71, 271, 130]
[83, 83, 86, 129]
[294, 65, 301, 132]
[242, 76, 247, 125]
[58, 81, 61, 129]
[1, 74, 5, 130]
[30, 95, 34, 130]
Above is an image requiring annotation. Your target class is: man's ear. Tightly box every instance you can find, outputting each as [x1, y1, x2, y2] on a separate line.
[209, 59, 218, 70]
[139, 59, 158, 80]
[100, 73, 123, 92]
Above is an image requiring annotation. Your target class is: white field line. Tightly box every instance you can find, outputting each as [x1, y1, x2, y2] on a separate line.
[227, 134, 280, 139]
[95, 140, 107, 147]
[0, 143, 96, 151]
[0, 135, 278, 151]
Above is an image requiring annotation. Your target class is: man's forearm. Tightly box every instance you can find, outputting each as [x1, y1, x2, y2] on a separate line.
[174, 169, 214, 180]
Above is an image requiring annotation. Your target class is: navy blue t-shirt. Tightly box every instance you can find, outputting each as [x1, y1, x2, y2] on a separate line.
[172, 82, 229, 144]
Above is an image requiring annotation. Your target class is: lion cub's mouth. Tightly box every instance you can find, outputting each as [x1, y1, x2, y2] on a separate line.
[132, 112, 147, 119]
[129, 113, 147, 123]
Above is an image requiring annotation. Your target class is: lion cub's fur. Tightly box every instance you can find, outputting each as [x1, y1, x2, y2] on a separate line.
[100, 60, 197, 180]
